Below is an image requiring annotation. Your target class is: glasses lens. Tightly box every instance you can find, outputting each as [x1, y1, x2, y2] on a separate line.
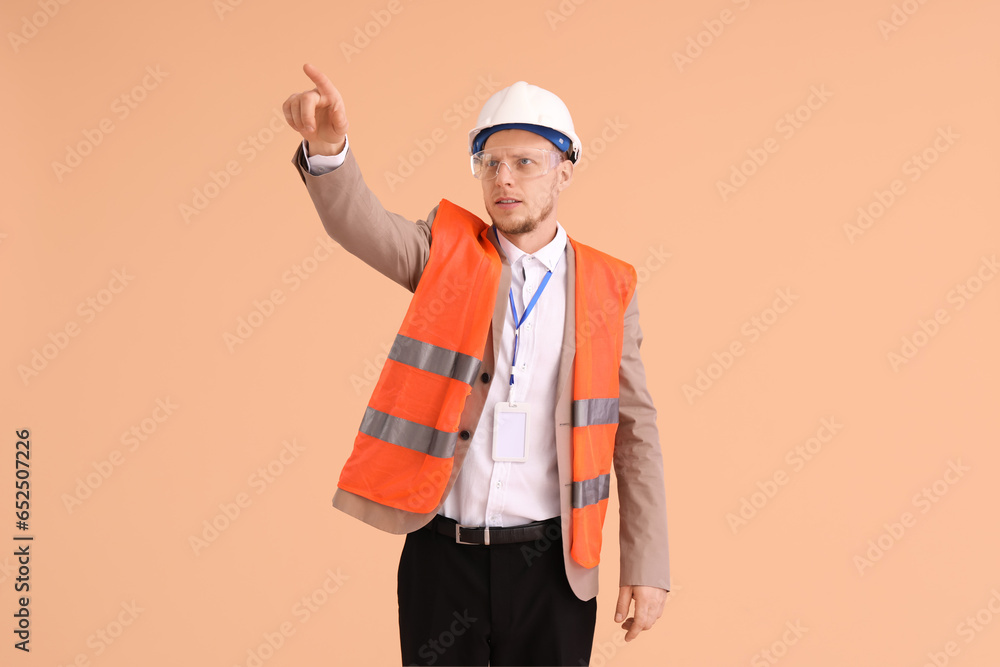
[471, 147, 556, 179]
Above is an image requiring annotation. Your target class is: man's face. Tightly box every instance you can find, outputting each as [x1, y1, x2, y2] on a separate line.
[479, 129, 573, 236]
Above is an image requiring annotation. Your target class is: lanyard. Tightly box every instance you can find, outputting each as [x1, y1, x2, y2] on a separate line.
[508, 270, 552, 388]
[493, 226, 553, 388]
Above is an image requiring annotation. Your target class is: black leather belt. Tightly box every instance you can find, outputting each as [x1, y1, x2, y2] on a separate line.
[424, 514, 561, 546]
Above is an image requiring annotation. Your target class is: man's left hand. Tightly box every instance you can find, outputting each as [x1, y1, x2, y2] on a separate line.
[615, 585, 668, 642]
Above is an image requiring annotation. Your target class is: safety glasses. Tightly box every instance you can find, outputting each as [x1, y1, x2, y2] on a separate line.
[470, 146, 566, 180]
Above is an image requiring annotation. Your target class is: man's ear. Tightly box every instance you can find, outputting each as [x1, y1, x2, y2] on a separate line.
[556, 160, 574, 192]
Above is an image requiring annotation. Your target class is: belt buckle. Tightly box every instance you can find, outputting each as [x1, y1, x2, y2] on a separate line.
[455, 524, 489, 546]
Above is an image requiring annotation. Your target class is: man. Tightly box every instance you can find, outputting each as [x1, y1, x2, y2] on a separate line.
[284, 63, 669, 666]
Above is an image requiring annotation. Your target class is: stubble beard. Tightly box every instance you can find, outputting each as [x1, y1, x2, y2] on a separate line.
[487, 182, 557, 236]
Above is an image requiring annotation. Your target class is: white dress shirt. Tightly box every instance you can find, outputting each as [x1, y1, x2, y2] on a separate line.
[441, 221, 567, 527]
[304, 138, 567, 527]
[302, 138, 349, 174]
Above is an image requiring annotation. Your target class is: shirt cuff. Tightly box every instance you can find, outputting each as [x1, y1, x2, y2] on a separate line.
[303, 136, 349, 175]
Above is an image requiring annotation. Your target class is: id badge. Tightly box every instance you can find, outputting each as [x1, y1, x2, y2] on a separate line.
[492, 401, 530, 462]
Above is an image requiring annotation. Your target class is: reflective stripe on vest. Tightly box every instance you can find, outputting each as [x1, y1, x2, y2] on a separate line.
[335, 198, 637, 568]
[388, 334, 483, 386]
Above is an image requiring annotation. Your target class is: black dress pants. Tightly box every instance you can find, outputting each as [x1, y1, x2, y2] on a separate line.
[397, 517, 598, 666]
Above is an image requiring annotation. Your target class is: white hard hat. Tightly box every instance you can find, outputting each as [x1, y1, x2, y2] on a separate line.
[468, 81, 582, 163]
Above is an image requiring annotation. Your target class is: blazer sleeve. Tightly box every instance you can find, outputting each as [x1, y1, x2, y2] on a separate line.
[613, 289, 671, 591]
[290, 141, 434, 293]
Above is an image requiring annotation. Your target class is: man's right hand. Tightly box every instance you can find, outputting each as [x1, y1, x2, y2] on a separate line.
[283, 63, 349, 157]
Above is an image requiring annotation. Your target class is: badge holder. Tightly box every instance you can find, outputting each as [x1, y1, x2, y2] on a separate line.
[491, 257, 550, 465]
[492, 399, 530, 462]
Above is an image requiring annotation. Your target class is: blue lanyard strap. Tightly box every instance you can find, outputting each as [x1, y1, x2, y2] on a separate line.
[508, 269, 552, 385]
[493, 225, 554, 387]
[509, 270, 553, 331]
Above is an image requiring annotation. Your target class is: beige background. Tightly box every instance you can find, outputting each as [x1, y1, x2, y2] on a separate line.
[3, 0, 999, 665]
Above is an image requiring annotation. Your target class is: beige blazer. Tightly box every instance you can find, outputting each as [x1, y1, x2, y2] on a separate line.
[291, 143, 670, 601]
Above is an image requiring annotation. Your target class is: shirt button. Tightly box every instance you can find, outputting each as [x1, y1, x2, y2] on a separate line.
[481, 372, 490, 383]
[525, 322, 532, 331]
[491, 515, 500, 523]
[495, 482, 502, 489]
[459, 430, 470, 440]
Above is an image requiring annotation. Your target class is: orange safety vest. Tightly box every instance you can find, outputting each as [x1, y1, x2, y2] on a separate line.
[336, 198, 637, 568]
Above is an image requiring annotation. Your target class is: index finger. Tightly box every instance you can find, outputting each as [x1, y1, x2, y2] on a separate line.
[302, 62, 337, 98]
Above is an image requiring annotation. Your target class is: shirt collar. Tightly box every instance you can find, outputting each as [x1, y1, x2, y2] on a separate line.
[494, 222, 567, 272]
